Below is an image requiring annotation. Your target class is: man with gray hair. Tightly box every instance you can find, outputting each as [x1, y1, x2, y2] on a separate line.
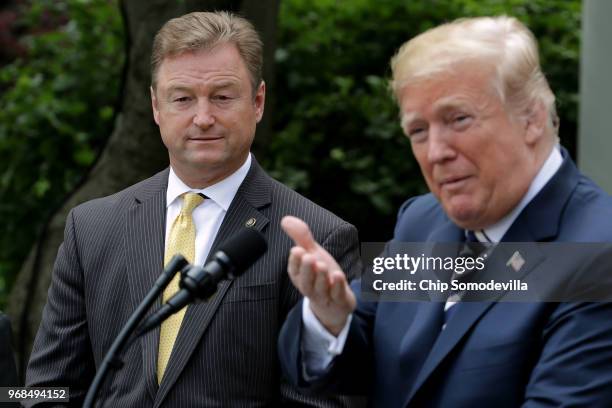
[26, 11, 363, 407]
[278, 16, 612, 407]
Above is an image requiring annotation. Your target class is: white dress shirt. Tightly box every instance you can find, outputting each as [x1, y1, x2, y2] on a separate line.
[165, 154, 251, 266]
[301, 146, 563, 376]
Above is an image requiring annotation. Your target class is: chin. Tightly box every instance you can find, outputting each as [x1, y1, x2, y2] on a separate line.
[445, 203, 482, 230]
[187, 151, 226, 165]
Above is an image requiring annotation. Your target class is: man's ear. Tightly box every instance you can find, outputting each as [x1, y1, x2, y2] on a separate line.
[254, 81, 266, 123]
[151, 86, 160, 125]
[523, 100, 548, 145]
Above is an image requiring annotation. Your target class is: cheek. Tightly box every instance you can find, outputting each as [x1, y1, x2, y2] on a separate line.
[159, 120, 188, 149]
[228, 114, 256, 138]
[466, 174, 495, 211]
[163, 113, 191, 131]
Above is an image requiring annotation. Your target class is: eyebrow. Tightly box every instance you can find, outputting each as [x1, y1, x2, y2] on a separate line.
[165, 85, 192, 95]
[211, 80, 240, 89]
[400, 112, 422, 130]
[401, 98, 473, 130]
[432, 96, 472, 112]
[165, 80, 241, 95]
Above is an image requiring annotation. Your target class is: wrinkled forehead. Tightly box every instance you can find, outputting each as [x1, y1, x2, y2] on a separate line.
[153, 41, 256, 88]
[395, 56, 499, 97]
[397, 63, 501, 119]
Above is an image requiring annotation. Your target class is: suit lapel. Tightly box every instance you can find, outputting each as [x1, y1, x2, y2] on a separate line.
[384, 220, 462, 302]
[502, 147, 579, 244]
[404, 300, 492, 404]
[124, 169, 169, 400]
[154, 158, 272, 406]
[398, 219, 463, 403]
[423, 221, 464, 301]
[405, 150, 580, 405]
[406, 243, 546, 405]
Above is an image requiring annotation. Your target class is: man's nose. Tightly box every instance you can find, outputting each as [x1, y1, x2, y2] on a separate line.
[427, 126, 456, 164]
[193, 99, 215, 128]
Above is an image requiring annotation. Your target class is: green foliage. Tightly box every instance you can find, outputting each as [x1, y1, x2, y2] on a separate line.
[268, 0, 581, 241]
[0, 0, 582, 307]
[0, 0, 123, 307]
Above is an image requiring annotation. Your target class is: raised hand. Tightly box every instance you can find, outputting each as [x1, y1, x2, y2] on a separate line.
[281, 216, 356, 336]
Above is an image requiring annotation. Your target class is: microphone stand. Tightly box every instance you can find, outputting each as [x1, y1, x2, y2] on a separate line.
[82, 255, 188, 408]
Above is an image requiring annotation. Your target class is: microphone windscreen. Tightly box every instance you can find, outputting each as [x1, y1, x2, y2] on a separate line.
[218, 228, 268, 271]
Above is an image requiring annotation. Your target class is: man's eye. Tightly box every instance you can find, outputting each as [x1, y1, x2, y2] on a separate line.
[407, 128, 428, 143]
[452, 114, 473, 126]
[173, 96, 191, 103]
[213, 95, 233, 101]
[409, 128, 425, 138]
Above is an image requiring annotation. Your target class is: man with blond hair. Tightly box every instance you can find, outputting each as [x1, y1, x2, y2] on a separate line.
[26, 11, 363, 407]
[278, 16, 612, 407]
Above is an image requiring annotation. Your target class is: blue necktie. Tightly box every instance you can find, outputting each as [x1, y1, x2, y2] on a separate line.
[444, 231, 485, 326]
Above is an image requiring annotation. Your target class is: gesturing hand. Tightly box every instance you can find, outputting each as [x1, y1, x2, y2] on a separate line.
[281, 216, 356, 336]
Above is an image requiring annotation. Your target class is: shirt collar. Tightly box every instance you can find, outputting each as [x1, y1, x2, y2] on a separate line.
[476, 145, 563, 243]
[166, 153, 252, 211]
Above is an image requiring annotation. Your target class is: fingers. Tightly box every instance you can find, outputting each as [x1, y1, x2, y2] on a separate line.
[281, 216, 318, 251]
[299, 253, 318, 296]
[312, 260, 331, 302]
[282, 216, 349, 309]
[281, 216, 343, 273]
[329, 270, 349, 303]
[329, 271, 345, 303]
[287, 248, 332, 300]
[288, 247, 314, 296]
[287, 246, 305, 281]
[329, 270, 356, 312]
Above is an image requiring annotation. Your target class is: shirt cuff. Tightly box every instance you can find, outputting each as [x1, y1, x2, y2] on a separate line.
[300, 297, 352, 379]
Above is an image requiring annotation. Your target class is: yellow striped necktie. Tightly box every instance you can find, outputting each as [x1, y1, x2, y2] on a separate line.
[157, 192, 204, 383]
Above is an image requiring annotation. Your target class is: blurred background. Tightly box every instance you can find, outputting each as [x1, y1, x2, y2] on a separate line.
[0, 0, 591, 375]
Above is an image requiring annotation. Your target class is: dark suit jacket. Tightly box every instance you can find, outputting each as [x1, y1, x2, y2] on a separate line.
[279, 150, 612, 407]
[0, 313, 19, 408]
[0, 313, 18, 388]
[26, 158, 364, 407]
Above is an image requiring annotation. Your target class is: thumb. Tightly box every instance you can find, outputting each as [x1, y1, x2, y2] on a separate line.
[281, 215, 318, 251]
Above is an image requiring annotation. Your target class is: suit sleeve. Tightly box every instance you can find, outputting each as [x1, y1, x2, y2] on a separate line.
[393, 197, 418, 239]
[25, 209, 95, 407]
[320, 221, 362, 282]
[279, 283, 377, 397]
[279, 221, 378, 397]
[523, 248, 612, 407]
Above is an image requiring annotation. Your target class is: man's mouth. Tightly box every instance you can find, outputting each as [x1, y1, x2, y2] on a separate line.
[439, 175, 472, 191]
[187, 136, 223, 142]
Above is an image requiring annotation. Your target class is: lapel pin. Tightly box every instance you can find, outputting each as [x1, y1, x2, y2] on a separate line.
[506, 251, 525, 272]
[245, 218, 257, 228]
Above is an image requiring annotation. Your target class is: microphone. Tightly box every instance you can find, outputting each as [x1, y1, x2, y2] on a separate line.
[136, 227, 267, 336]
